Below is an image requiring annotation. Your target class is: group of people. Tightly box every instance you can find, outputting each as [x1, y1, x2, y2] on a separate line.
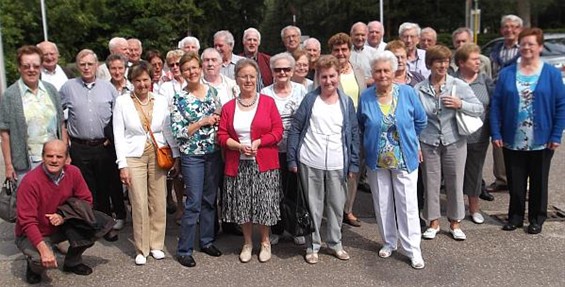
[1, 13, 564, 284]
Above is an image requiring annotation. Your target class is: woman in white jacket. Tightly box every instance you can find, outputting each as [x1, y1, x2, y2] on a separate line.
[113, 61, 180, 265]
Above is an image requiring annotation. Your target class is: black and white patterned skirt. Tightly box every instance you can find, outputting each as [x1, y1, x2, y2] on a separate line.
[222, 160, 281, 226]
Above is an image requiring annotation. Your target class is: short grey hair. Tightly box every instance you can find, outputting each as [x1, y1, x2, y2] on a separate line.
[280, 25, 301, 39]
[371, 50, 398, 73]
[200, 47, 222, 62]
[269, 52, 296, 70]
[178, 36, 201, 50]
[398, 22, 421, 37]
[76, 49, 98, 63]
[214, 30, 235, 47]
[452, 27, 473, 40]
[127, 38, 142, 47]
[501, 14, 523, 28]
[36, 41, 59, 54]
[303, 38, 321, 50]
[421, 27, 437, 40]
[243, 27, 261, 43]
[350, 22, 368, 35]
[368, 21, 385, 34]
[105, 54, 127, 68]
[108, 37, 127, 52]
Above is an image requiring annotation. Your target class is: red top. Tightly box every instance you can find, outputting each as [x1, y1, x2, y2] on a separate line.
[218, 95, 283, 177]
[15, 164, 93, 247]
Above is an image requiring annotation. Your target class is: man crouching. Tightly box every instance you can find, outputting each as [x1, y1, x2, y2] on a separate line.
[15, 140, 101, 284]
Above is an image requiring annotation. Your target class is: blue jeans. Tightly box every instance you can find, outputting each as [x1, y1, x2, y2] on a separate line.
[177, 151, 222, 256]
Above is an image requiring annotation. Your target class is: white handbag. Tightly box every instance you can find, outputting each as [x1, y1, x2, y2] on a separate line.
[452, 86, 483, 136]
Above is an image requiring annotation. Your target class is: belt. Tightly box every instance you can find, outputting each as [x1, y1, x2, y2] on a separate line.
[70, 137, 107, 147]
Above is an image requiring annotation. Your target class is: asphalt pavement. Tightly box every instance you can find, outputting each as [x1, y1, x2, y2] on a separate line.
[1, 145, 564, 287]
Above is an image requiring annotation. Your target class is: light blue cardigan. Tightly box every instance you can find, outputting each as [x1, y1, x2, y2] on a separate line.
[357, 84, 427, 173]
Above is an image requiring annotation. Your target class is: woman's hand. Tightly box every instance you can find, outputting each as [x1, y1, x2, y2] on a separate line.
[251, 139, 261, 154]
[442, 95, 462, 110]
[239, 144, 254, 156]
[348, 172, 357, 179]
[289, 167, 298, 173]
[4, 164, 16, 181]
[547, 142, 560, 150]
[492, 140, 504, 148]
[45, 213, 64, 226]
[199, 115, 219, 127]
[418, 150, 424, 163]
[120, 168, 132, 186]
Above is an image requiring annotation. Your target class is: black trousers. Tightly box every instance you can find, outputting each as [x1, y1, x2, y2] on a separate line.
[503, 148, 554, 225]
[69, 143, 126, 219]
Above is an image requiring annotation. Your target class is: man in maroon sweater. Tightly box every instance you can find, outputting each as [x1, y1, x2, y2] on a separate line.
[15, 140, 94, 284]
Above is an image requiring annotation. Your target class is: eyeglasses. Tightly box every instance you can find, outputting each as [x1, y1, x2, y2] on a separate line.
[296, 63, 309, 68]
[20, 63, 41, 70]
[168, 62, 180, 67]
[274, 67, 292, 73]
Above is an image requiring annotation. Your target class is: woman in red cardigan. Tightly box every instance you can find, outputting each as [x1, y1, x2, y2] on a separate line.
[217, 58, 283, 263]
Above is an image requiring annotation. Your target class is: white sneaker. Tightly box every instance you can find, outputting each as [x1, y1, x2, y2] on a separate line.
[411, 257, 425, 269]
[258, 243, 271, 263]
[449, 228, 467, 240]
[422, 227, 440, 239]
[378, 245, 396, 258]
[471, 212, 485, 224]
[293, 236, 305, 245]
[269, 234, 280, 245]
[135, 254, 147, 265]
[113, 219, 125, 230]
[150, 250, 165, 260]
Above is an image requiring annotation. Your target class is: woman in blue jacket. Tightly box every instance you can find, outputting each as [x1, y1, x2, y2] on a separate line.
[491, 28, 565, 234]
[358, 51, 427, 269]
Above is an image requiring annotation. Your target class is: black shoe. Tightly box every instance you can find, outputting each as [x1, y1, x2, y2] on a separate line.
[343, 213, 361, 227]
[357, 182, 371, 193]
[201, 245, 222, 257]
[25, 261, 42, 284]
[479, 190, 495, 201]
[104, 230, 119, 242]
[502, 222, 523, 231]
[527, 223, 542, 234]
[63, 263, 93, 276]
[487, 183, 508, 192]
[177, 255, 196, 267]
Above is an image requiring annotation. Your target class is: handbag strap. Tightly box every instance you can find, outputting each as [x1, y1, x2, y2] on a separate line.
[132, 95, 159, 149]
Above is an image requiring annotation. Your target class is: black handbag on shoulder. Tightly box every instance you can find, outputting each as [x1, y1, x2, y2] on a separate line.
[0, 178, 17, 223]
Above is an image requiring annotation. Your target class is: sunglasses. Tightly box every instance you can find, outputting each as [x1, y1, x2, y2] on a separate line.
[168, 62, 180, 67]
[274, 67, 292, 73]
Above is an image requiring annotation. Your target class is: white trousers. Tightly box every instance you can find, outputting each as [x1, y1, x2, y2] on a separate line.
[367, 168, 422, 260]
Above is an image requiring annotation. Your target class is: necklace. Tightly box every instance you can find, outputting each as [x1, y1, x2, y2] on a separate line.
[133, 92, 150, 106]
[237, 94, 257, 107]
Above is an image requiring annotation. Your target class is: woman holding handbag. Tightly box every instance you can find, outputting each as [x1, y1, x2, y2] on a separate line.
[113, 61, 180, 265]
[171, 52, 224, 268]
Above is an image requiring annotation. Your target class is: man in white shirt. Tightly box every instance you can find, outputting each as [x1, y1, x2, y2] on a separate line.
[350, 22, 377, 86]
[281, 25, 302, 53]
[367, 21, 387, 51]
[96, 37, 130, 81]
[213, 30, 245, 80]
[37, 41, 68, 91]
[127, 38, 143, 64]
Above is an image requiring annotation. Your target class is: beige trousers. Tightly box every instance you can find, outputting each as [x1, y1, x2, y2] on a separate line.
[126, 142, 167, 256]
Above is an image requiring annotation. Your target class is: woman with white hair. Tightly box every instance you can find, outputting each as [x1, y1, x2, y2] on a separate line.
[260, 52, 307, 245]
[178, 36, 201, 54]
[357, 51, 427, 269]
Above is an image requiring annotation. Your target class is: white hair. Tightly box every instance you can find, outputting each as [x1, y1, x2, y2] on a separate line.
[108, 37, 127, 52]
[243, 27, 261, 43]
[214, 30, 235, 47]
[501, 14, 523, 28]
[303, 38, 321, 50]
[398, 22, 421, 37]
[280, 25, 301, 39]
[269, 52, 296, 70]
[350, 22, 368, 35]
[371, 50, 398, 73]
[368, 21, 385, 34]
[421, 27, 437, 40]
[178, 36, 201, 50]
[200, 47, 222, 62]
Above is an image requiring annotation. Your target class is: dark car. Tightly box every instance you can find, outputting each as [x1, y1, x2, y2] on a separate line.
[482, 33, 565, 81]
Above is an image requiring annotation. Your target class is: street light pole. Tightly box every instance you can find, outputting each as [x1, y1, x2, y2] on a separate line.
[0, 20, 6, 95]
[40, 0, 48, 41]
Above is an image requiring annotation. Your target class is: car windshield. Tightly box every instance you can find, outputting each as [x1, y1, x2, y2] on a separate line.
[543, 37, 565, 55]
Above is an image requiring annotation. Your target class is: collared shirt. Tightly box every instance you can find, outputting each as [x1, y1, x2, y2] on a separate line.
[42, 164, 66, 186]
[350, 45, 377, 79]
[368, 41, 387, 52]
[40, 65, 68, 91]
[18, 79, 58, 161]
[111, 79, 134, 95]
[407, 48, 430, 78]
[201, 74, 239, 106]
[220, 53, 245, 80]
[60, 78, 117, 140]
[493, 42, 520, 78]
[158, 78, 187, 107]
